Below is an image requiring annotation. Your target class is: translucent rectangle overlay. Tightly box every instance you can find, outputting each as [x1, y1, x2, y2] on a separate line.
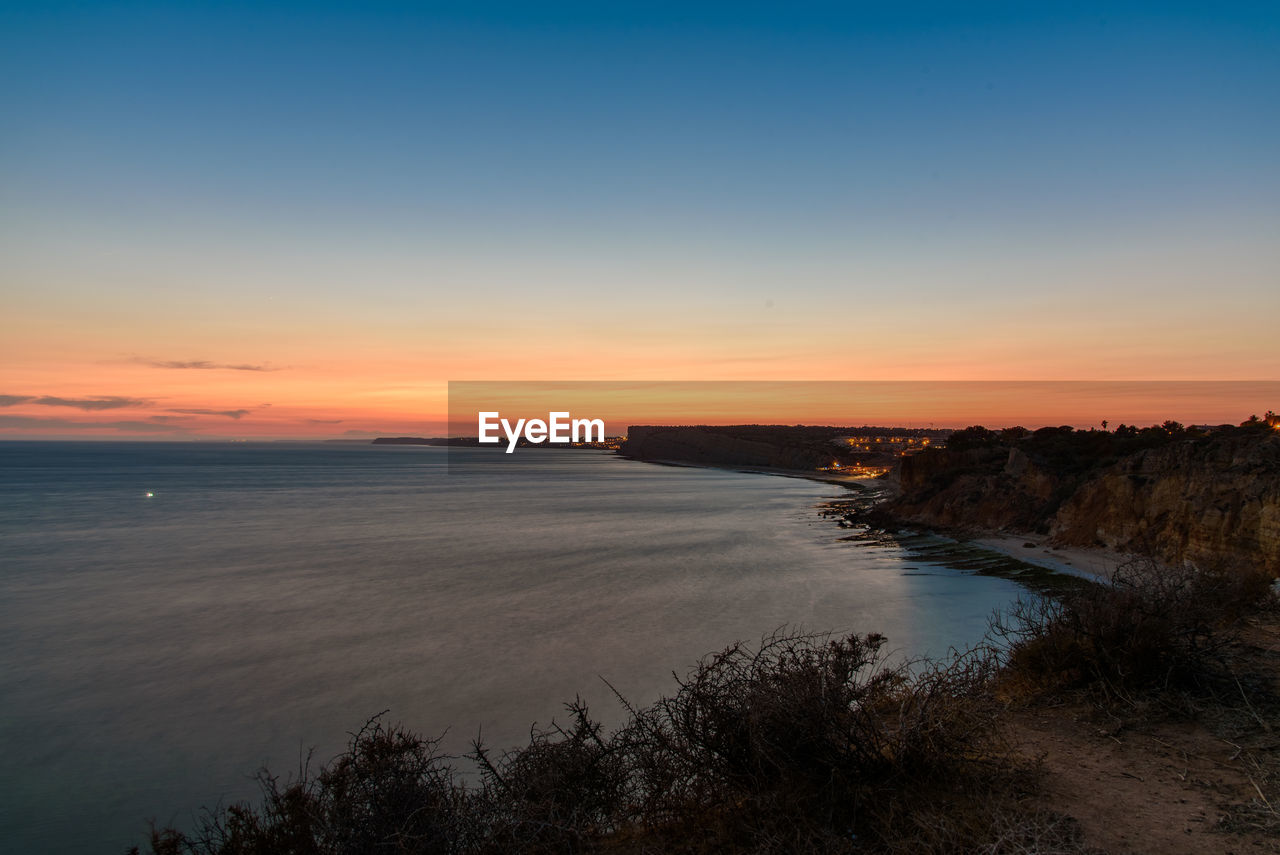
[440, 380, 1279, 470]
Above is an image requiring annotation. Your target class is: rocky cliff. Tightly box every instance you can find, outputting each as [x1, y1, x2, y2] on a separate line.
[891, 445, 1067, 532]
[619, 425, 932, 471]
[622, 425, 839, 469]
[1050, 434, 1280, 576]
[887, 426, 1280, 576]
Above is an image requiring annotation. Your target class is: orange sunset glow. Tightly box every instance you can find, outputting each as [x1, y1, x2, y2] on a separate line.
[4, 301, 1278, 437]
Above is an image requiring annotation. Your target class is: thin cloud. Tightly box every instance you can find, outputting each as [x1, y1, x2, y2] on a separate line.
[0, 415, 190, 433]
[32, 396, 152, 411]
[137, 358, 279, 372]
[167, 408, 252, 419]
[0, 395, 35, 407]
[307, 418, 344, 424]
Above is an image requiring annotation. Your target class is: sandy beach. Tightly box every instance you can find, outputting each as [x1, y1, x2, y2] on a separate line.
[969, 533, 1131, 582]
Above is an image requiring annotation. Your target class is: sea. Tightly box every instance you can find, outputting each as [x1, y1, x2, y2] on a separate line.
[0, 441, 1031, 853]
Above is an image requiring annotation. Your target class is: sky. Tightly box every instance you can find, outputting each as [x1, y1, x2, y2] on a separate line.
[2, 1, 1278, 436]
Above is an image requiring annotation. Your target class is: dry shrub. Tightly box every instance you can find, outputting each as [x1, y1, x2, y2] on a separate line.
[469, 698, 628, 853]
[138, 631, 1046, 855]
[994, 558, 1275, 699]
[610, 632, 1004, 851]
[140, 717, 466, 855]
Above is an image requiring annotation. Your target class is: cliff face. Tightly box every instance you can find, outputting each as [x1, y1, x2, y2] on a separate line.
[1050, 434, 1280, 576]
[621, 426, 838, 470]
[888, 429, 1280, 576]
[893, 446, 1068, 532]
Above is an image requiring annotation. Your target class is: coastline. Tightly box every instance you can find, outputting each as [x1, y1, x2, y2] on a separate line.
[629, 457, 879, 489]
[629, 456, 1127, 584]
[967, 534, 1128, 583]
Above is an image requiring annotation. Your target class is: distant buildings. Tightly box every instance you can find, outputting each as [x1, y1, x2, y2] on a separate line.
[833, 434, 937, 454]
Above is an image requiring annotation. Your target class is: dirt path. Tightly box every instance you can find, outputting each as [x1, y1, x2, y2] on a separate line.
[1006, 615, 1280, 854]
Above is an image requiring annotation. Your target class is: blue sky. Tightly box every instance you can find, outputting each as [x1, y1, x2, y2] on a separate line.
[1, 2, 1277, 434]
[6, 2, 1276, 243]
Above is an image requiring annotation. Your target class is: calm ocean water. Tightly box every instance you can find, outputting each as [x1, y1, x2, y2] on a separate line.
[0, 442, 1027, 853]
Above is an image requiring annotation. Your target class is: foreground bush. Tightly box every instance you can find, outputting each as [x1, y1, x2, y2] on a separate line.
[994, 559, 1275, 699]
[145, 720, 469, 855]
[139, 631, 1083, 855]
[605, 632, 1005, 851]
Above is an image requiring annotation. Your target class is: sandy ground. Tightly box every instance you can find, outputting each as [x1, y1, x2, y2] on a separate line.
[1010, 705, 1275, 854]
[972, 533, 1132, 582]
[1008, 612, 1280, 854]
